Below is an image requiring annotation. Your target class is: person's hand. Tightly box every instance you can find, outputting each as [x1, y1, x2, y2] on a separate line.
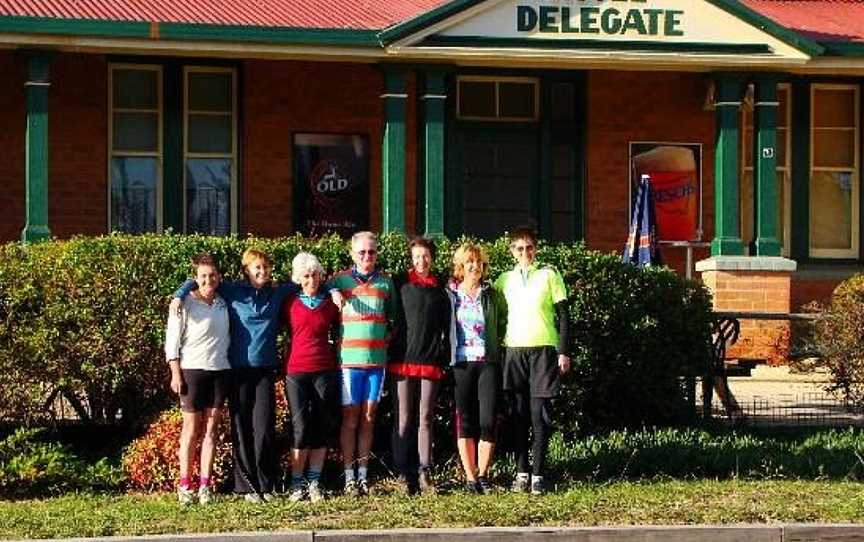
[170, 369, 184, 395]
[170, 297, 183, 317]
[330, 290, 345, 310]
[558, 354, 571, 375]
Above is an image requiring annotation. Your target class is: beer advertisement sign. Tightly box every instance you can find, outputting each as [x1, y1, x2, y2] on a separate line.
[293, 134, 370, 237]
[629, 142, 702, 242]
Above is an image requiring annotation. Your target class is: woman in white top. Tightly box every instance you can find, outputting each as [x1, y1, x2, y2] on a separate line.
[165, 253, 231, 505]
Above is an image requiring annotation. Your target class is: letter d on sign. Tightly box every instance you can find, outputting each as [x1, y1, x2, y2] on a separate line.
[517, 5, 538, 31]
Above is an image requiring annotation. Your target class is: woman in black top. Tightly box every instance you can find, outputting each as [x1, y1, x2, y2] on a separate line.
[389, 237, 450, 494]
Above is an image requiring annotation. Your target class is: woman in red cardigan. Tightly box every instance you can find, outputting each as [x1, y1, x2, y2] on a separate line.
[282, 251, 342, 503]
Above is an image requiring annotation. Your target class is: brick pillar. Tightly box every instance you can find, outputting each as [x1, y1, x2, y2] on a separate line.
[696, 256, 797, 363]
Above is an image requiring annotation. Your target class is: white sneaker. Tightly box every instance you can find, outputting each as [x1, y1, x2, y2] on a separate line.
[197, 485, 214, 505]
[344, 478, 359, 497]
[244, 493, 263, 504]
[262, 492, 279, 502]
[308, 480, 324, 503]
[177, 486, 195, 506]
[288, 484, 306, 503]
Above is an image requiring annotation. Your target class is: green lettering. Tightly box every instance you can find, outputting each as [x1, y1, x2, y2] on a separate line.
[539, 6, 558, 33]
[643, 9, 663, 35]
[620, 8, 647, 35]
[664, 10, 684, 36]
[517, 5, 538, 32]
[580, 7, 600, 34]
[601, 8, 622, 34]
[561, 7, 578, 33]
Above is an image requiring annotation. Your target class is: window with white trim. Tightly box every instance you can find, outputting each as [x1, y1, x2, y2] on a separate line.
[457, 76, 539, 121]
[183, 67, 237, 235]
[740, 84, 792, 256]
[810, 84, 859, 259]
[109, 65, 163, 233]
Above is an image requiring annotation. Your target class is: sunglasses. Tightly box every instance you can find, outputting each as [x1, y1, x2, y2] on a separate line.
[512, 245, 535, 253]
[356, 249, 377, 256]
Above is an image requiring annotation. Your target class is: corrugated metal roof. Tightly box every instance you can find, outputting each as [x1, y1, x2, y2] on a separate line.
[742, 0, 864, 43]
[0, 0, 449, 30]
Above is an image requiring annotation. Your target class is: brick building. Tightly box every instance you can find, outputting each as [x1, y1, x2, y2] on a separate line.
[2, 0, 864, 358]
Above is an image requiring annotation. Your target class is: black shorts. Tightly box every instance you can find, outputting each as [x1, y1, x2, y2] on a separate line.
[503, 346, 560, 398]
[180, 369, 230, 412]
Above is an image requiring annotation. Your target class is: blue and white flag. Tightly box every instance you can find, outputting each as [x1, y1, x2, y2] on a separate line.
[623, 174, 662, 267]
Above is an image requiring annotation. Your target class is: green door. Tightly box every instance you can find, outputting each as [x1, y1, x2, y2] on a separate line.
[449, 125, 539, 238]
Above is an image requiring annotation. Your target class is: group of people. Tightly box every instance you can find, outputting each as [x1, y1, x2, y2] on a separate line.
[165, 228, 570, 505]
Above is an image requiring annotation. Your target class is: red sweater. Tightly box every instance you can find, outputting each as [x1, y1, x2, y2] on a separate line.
[282, 296, 341, 374]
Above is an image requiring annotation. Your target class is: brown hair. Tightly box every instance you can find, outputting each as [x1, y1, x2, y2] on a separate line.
[241, 247, 272, 269]
[191, 252, 219, 273]
[408, 236, 436, 261]
[451, 242, 489, 282]
[509, 226, 538, 247]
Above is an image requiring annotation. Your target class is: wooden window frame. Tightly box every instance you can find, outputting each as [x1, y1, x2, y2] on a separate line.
[456, 75, 540, 122]
[107, 63, 164, 233]
[809, 83, 860, 259]
[182, 66, 238, 235]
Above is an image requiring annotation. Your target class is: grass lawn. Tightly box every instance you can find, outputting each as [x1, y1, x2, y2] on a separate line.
[3, 480, 864, 539]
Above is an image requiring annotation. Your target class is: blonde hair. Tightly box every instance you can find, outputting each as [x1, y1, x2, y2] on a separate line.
[241, 247, 272, 269]
[291, 252, 324, 284]
[451, 242, 489, 282]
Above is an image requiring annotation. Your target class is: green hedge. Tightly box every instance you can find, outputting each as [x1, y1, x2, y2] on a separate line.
[0, 233, 713, 431]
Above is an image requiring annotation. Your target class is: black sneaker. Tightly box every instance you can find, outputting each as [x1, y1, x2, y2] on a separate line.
[418, 468, 435, 495]
[464, 480, 481, 494]
[477, 476, 492, 495]
[357, 478, 370, 496]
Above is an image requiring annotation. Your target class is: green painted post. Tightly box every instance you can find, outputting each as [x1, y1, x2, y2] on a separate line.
[711, 75, 745, 256]
[21, 52, 52, 243]
[422, 71, 446, 237]
[752, 77, 782, 256]
[382, 68, 407, 233]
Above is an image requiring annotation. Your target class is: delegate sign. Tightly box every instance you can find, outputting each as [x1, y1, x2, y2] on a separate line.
[516, 2, 685, 37]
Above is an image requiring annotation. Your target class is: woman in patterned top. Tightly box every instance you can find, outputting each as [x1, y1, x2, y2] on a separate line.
[445, 242, 507, 494]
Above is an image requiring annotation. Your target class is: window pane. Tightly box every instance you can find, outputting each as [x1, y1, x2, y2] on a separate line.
[814, 88, 856, 127]
[777, 87, 789, 128]
[113, 112, 158, 152]
[113, 69, 158, 109]
[188, 114, 232, 153]
[499, 82, 535, 119]
[459, 81, 495, 118]
[549, 82, 575, 122]
[810, 170, 853, 250]
[188, 72, 232, 112]
[111, 157, 158, 234]
[777, 128, 788, 166]
[186, 158, 231, 236]
[813, 129, 855, 168]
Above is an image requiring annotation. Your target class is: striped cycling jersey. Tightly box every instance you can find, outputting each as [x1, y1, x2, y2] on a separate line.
[327, 269, 397, 368]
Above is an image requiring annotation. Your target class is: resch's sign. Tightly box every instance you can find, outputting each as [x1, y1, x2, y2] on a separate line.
[516, 1, 684, 37]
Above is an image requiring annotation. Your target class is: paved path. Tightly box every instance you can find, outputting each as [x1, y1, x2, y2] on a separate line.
[22, 524, 864, 542]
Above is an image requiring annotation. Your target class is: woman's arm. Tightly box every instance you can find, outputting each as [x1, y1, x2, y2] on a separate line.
[164, 302, 186, 394]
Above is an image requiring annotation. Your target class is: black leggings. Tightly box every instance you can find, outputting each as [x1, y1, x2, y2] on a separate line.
[285, 371, 340, 450]
[453, 362, 498, 442]
[512, 393, 553, 476]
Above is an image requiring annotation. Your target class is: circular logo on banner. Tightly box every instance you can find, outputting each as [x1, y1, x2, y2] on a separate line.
[309, 159, 351, 202]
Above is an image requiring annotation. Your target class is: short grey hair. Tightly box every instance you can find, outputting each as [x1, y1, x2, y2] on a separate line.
[351, 231, 377, 250]
[291, 252, 325, 284]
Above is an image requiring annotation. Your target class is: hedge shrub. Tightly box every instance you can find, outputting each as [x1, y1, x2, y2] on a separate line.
[0, 428, 123, 496]
[0, 233, 712, 432]
[805, 274, 864, 406]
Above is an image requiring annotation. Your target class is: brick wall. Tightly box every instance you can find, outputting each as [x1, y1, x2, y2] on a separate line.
[586, 70, 715, 274]
[0, 52, 24, 242]
[242, 60, 417, 237]
[702, 269, 793, 363]
[48, 54, 108, 238]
